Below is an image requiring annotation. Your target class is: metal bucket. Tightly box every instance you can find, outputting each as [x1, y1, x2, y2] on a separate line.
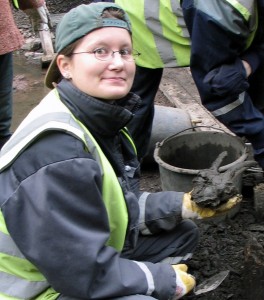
[143, 105, 193, 164]
[154, 130, 248, 192]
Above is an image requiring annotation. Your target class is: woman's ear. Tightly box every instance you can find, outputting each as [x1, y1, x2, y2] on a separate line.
[57, 54, 72, 79]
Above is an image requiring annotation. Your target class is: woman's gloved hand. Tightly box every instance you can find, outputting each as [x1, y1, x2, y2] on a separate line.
[181, 192, 242, 219]
[172, 264, 196, 299]
[182, 152, 256, 219]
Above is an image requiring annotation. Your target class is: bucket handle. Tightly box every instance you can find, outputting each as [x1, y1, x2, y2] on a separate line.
[155, 125, 249, 173]
[157, 125, 233, 146]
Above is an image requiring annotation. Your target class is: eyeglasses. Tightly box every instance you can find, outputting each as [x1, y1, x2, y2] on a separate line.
[71, 47, 141, 62]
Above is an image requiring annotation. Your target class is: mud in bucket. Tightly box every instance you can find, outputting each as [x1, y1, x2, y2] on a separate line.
[154, 130, 248, 192]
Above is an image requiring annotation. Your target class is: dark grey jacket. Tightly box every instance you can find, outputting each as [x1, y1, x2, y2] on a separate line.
[0, 80, 184, 299]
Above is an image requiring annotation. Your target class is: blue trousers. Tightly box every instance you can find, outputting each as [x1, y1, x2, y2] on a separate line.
[57, 219, 199, 300]
[121, 219, 199, 263]
[0, 52, 13, 141]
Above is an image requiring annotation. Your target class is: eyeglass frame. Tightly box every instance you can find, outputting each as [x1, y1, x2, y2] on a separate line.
[70, 47, 141, 62]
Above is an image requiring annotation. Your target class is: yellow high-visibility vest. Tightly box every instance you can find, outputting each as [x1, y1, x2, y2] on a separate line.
[116, 0, 258, 67]
[116, 0, 191, 68]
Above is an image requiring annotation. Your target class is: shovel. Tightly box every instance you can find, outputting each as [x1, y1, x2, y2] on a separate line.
[193, 270, 230, 295]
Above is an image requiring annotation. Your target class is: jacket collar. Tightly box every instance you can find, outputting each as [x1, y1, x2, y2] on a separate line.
[56, 79, 141, 137]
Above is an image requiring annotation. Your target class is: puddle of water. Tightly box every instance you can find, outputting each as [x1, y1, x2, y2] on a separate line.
[12, 53, 50, 131]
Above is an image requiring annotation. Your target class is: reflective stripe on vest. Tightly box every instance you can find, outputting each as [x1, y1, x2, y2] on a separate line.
[0, 89, 129, 299]
[0, 212, 59, 300]
[226, 0, 253, 20]
[195, 0, 258, 49]
[115, 0, 191, 68]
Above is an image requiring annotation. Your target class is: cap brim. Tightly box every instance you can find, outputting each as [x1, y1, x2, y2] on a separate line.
[44, 54, 61, 89]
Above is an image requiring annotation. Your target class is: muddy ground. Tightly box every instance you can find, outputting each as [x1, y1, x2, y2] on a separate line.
[12, 2, 264, 299]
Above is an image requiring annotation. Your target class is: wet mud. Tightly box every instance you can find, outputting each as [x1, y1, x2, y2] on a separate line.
[191, 151, 257, 208]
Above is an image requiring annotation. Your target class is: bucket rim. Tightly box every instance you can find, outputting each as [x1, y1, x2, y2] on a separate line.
[153, 131, 248, 174]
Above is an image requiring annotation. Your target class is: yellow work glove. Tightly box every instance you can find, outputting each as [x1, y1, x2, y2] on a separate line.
[181, 192, 242, 219]
[172, 264, 196, 299]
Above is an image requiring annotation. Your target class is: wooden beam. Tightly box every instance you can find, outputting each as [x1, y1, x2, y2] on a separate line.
[38, 29, 55, 68]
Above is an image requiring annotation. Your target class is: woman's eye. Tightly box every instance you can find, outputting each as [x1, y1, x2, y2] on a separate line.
[120, 49, 131, 55]
[95, 48, 108, 55]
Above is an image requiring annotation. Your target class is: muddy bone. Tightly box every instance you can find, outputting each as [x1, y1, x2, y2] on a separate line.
[191, 151, 257, 208]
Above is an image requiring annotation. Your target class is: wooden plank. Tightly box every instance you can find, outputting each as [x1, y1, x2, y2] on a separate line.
[38, 29, 55, 67]
[159, 68, 234, 134]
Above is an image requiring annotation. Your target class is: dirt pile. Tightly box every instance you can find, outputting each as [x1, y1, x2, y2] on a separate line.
[140, 164, 261, 300]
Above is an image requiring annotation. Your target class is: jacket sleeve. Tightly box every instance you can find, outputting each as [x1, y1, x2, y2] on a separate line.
[240, 1, 264, 73]
[138, 191, 184, 235]
[2, 143, 176, 300]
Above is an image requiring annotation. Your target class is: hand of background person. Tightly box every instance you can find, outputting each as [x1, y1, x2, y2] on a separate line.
[203, 58, 249, 97]
[171, 264, 196, 299]
[241, 60, 252, 77]
[181, 192, 242, 219]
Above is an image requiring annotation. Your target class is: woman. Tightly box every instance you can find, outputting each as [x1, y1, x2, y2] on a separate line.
[0, 2, 237, 300]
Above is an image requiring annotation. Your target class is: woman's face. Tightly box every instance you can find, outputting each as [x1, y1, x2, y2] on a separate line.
[57, 27, 136, 100]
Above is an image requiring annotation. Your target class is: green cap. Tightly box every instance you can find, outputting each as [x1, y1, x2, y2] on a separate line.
[45, 2, 132, 89]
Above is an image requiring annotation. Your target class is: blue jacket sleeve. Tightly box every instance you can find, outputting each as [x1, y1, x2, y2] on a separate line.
[138, 191, 184, 235]
[241, 0, 264, 72]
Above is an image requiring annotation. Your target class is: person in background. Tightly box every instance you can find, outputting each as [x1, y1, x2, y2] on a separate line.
[0, 0, 24, 149]
[19, 0, 52, 35]
[181, 0, 264, 169]
[101, 0, 264, 169]
[0, 0, 50, 149]
[0, 2, 240, 299]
